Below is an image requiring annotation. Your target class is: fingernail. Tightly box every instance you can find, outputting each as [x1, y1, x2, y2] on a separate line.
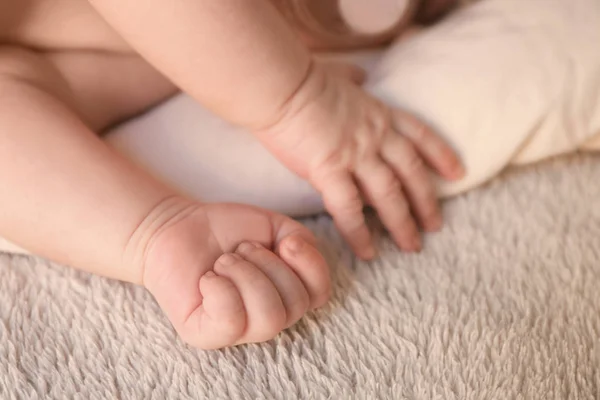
[454, 163, 466, 179]
[217, 253, 238, 266]
[285, 237, 304, 254]
[413, 236, 422, 251]
[427, 215, 443, 232]
[363, 245, 376, 260]
[236, 241, 259, 255]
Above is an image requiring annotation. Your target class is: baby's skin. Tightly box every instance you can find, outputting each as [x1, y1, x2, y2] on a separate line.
[0, 0, 463, 349]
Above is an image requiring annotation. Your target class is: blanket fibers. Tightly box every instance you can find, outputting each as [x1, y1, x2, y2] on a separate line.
[1, 154, 599, 399]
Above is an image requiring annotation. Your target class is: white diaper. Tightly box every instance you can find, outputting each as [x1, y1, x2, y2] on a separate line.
[2, 0, 599, 254]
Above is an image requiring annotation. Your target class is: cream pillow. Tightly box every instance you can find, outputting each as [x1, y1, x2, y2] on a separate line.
[368, 0, 600, 197]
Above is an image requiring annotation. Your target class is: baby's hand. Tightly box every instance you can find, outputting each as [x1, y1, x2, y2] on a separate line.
[141, 201, 330, 350]
[255, 61, 464, 259]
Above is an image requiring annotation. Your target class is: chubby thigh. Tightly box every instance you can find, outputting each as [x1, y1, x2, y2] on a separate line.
[0, 0, 129, 52]
[0, 0, 176, 132]
[0, 0, 175, 256]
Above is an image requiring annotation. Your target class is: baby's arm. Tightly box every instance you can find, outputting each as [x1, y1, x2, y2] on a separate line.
[89, 0, 311, 130]
[89, 0, 463, 257]
[0, 47, 329, 349]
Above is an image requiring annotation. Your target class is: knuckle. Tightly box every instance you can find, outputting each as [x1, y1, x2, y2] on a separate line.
[411, 120, 430, 142]
[399, 138, 417, 155]
[313, 142, 359, 174]
[411, 182, 437, 207]
[396, 112, 430, 142]
[315, 151, 345, 173]
[336, 212, 366, 235]
[377, 176, 403, 202]
[338, 196, 364, 217]
[361, 109, 390, 144]
[404, 153, 426, 175]
[354, 113, 391, 157]
[367, 109, 390, 135]
[327, 189, 363, 221]
[355, 138, 375, 160]
[312, 167, 347, 192]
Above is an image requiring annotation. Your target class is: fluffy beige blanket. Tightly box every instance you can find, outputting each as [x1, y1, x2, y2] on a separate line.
[2, 155, 599, 399]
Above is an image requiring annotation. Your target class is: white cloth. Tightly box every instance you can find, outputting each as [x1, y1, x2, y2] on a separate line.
[1, 0, 599, 254]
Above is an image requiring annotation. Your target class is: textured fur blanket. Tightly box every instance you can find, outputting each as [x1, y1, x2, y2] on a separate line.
[2, 155, 600, 399]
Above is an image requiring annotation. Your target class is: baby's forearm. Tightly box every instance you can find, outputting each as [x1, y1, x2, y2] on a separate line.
[89, 0, 312, 129]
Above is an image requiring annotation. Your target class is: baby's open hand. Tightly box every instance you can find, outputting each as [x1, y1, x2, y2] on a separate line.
[141, 201, 330, 350]
[255, 61, 464, 259]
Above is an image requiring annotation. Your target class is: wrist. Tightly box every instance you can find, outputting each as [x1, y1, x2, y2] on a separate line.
[123, 195, 203, 287]
[251, 57, 326, 135]
[244, 56, 317, 133]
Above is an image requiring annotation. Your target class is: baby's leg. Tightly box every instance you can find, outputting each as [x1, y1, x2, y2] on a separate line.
[0, 46, 179, 282]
